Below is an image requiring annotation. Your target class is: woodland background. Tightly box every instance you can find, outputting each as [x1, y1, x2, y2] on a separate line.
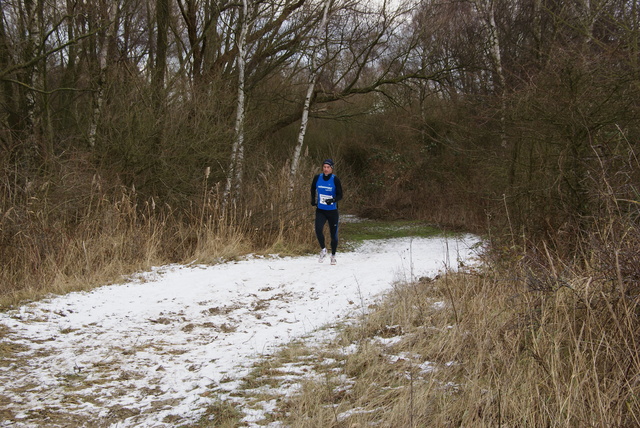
[1, 0, 639, 302]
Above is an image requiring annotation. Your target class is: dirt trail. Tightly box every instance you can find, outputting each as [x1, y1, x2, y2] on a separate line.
[0, 236, 479, 427]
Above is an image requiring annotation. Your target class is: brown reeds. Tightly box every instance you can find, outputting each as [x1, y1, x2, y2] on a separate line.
[268, 200, 640, 426]
[0, 159, 315, 308]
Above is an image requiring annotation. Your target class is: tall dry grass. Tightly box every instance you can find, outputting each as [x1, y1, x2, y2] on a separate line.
[0, 157, 316, 308]
[271, 206, 640, 427]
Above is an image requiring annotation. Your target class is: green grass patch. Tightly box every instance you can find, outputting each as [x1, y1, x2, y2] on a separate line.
[340, 218, 449, 245]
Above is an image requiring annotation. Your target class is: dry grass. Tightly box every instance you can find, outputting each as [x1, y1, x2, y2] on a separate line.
[0, 324, 29, 367]
[0, 161, 315, 309]
[241, 211, 640, 427]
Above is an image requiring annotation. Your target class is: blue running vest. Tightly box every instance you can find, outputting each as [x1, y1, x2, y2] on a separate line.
[316, 174, 337, 210]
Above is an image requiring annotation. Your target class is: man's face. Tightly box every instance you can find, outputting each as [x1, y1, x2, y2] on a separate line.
[322, 164, 333, 175]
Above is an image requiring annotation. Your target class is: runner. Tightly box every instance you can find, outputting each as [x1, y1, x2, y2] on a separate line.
[310, 159, 343, 265]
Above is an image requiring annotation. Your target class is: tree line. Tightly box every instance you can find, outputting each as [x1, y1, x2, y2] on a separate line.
[1, 0, 640, 293]
[2, 0, 430, 193]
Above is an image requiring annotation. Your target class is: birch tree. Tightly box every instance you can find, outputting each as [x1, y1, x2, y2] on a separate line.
[153, 0, 170, 154]
[20, 0, 43, 160]
[288, 0, 332, 189]
[265, 0, 437, 134]
[224, 0, 251, 204]
[0, 1, 18, 145]
[13, 0, 60, 159]
[88, 1, 118, 148]
[472, 0, 507, 147]
[219, 0, 311, 201]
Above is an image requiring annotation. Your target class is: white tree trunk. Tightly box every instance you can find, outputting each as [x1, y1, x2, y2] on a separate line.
[224, 0, 250, 204]
[89, 4, 116, 148]
[485, 1, 504, 90]
[24, 0, 39, 141]
[475, 0, 506, 147]
[583, 0, 593, 38]
[288, 0, 332, 191]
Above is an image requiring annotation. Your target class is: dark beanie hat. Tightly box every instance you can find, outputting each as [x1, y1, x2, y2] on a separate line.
[323, 159, 334, 167]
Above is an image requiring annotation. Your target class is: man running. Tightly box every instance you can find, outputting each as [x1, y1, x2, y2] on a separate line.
[311, 159, 343, 265]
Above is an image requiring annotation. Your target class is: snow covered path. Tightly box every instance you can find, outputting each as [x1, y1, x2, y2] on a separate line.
[0, 235, 480, 427]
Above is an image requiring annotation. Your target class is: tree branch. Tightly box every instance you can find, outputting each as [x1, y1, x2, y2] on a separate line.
[3, 79, 93, 95]
[0, 26, 105, 81]
[265, 69, 456, 134]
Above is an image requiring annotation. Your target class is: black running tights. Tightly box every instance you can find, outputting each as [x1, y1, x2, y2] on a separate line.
[315, 209, 339, 255]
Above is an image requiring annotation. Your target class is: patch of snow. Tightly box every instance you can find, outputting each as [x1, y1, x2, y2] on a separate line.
[0, 235, 480, 427]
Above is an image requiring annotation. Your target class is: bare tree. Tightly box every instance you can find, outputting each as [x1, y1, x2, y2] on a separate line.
[88, 1, 118, 148]
[472, 0, 506, 147]
[0, 1, 19, 149]
[153, 0, 170, 153]
[224, 0, 252, 204]
[288, 0, 332, 189]
[265, 0, 450, 134]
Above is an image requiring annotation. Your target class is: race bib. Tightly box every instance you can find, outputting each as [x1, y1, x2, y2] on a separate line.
[319, 194, 332, 205]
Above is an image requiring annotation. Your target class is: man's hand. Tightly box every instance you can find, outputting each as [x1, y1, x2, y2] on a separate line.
[311, 201, 317, 206]
[325, 198, 335, 205]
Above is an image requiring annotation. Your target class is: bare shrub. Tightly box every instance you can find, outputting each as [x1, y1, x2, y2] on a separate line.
[0, 155, 312, 307]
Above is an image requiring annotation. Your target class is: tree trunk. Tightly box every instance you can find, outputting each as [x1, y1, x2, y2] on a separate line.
[0, 1, 19, 141]
[532, 0, 542, 60]
[151, 0, 170, 189]
[21, 0, 43, 164]
[154, 0, 169, 105]
[486, 0, 506, 148]
[289, 0, 332, 191]
[89, 2, 117, 148]
[224, 0, 250, 205]
[177, 0, 204, 81]
[633, 0, 639, 74]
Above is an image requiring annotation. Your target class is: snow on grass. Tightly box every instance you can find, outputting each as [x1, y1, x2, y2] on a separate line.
[0, 234, 480, 427]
